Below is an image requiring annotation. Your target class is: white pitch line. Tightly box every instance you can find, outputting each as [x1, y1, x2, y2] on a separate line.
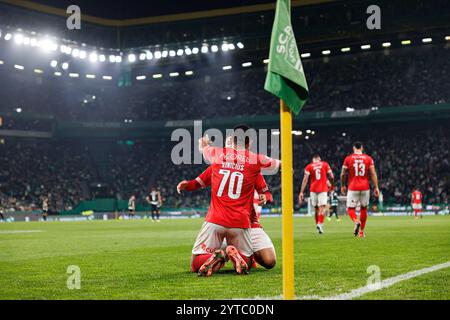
[245, 261, 450, 300]
[323, 261, 450, 300]
[0, 230, 44, 234]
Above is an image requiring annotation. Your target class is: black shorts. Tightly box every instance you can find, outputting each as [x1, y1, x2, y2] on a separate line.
[43, 210, 48, 215]
[151, 204, 159, 213]
[129, 209, 135, 214]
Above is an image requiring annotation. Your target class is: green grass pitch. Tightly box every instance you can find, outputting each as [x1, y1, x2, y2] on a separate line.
[0, 215, 449, 300]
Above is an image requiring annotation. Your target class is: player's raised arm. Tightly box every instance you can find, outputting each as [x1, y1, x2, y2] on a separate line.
[298, 169, 310, 204]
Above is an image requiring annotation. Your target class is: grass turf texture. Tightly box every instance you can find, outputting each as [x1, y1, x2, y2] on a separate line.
[0, 216, 449, 300]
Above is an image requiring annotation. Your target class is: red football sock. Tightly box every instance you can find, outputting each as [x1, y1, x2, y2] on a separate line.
[348, 207, 358, 223]
[191, 254, 213, 273]
[318, 214, 324, 224]
[360, 208, 368, 231]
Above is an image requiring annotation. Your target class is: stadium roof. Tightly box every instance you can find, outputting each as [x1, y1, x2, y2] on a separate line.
[0, 0, 338, 25]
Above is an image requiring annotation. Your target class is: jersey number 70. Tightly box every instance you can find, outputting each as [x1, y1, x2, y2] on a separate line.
[217, 169, 244, 199]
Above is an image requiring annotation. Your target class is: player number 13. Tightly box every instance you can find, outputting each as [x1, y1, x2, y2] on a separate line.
[353, 162, 366, 176]
[217, 169, 244, 199]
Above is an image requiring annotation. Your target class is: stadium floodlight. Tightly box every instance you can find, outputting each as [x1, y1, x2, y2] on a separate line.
[99, 54, 106, 62]
[4, 33, 12, 41]
[128, 54, 136, 63]
[342, 132, 346, 136]
[305, 136, 310, 140]
[14, 34, 24, 45]
[109, 55, 116, 63]
[176, 49, 184, 56]
[201, 45, 208, 53]
[221, 43, 229, 52]
[50, 60, 58, 68]
[228, 43, 235, 50]
[146, 51, 153, 60]
[30, 38, 38, 47]
[192, 47, 199, 54]
[33, 69, 43, 74]
[185, 48, 192, 55]
[169, 72, 179, 77]
[14, 64, 24, 70]
[222, 65, 232, 70]
[169, 50, 176, 57]
[242, 62, 252, 67]
[162, 50, 168, 58]
[322, 50, 331, 55]
[69, 73, 79, 78]
[23, 37, 30, 45]
[54, 72, 62, 76]
[154, 51, 162, 59]
[237, 42, 244, 49]
[300, 53, 311, 58]
[211, 45, 219, 52]
[382, 42, 391, 48]
[139, 53, 146, 61]
[263, 58, 269, 64]
[136, 75, 146, 80]
[446, 36, 450, 41]
[72, 48, 80, 58]
[86, 74, 96, 79]
[115, 55, 122, 63]
[16, 107, 22, 113]
[102, 75, 112, 80]
[422, 38, 432, 43]
[0, 60, 4, 65]
[62, 62, 69, 70]
[361, 44, 371, 50]
[341, 47, 351, 52]
[89, 52, 98, 63]
[401, 40, 411, 45]
[185, 70, 193, 76]
[152, 74, 163, 79]
[306, 129, 311, 134]
[40, 39, 57, 52]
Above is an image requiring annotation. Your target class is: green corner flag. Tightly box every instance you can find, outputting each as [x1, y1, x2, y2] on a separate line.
[264, 0, 309, 115]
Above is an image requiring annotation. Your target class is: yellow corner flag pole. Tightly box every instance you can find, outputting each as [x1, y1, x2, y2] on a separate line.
[280, 99, 295, 300]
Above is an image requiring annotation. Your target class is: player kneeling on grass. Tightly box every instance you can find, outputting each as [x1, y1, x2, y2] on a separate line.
[298, 154, 334, 234]
[177, 125, 279, 276]
[178, 167, 276, 270]
[340, 142, 379, 238]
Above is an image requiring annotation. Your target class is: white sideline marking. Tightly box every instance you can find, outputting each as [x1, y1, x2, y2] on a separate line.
[0, 230, 44, 234]
[324, 261, 450, 300]
[245, 261, 450, 300]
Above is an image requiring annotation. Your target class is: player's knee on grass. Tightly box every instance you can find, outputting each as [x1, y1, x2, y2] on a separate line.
[254, 248, 276, 270]
[190, 254, 212, 273]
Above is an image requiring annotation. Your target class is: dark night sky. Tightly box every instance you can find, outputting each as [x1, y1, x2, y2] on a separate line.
[30, 0, 277, 19]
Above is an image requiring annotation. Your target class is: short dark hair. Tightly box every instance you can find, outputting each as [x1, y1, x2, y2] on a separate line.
[312, 153, 321, 159]
[233, 124, 252, 147]
[353, 141, 363, 149]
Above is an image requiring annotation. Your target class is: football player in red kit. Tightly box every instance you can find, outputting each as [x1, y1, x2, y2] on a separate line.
[183, 125, 279, 276]
[411, 188, 423, 219]
[340, 142, 379, 238]
[178, 167, 276, 270]
[298, 154, 334, 234]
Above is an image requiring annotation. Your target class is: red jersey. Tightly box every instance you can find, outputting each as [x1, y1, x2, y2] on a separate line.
[343, 153, 374, 191]
[201, 146, 278, 228]
[304, 161, 332, 193]
[411, 190, 422, 204]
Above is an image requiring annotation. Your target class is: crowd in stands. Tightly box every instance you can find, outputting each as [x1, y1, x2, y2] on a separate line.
[0, 44, 449, 129]
[0, 122, 449, 212]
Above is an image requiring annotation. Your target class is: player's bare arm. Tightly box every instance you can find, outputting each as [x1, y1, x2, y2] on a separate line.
[327, 170, 335, 188]
[369, 166, 380, 197]
[298, 172, 309, 204]
[340, 166, 347, 195]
